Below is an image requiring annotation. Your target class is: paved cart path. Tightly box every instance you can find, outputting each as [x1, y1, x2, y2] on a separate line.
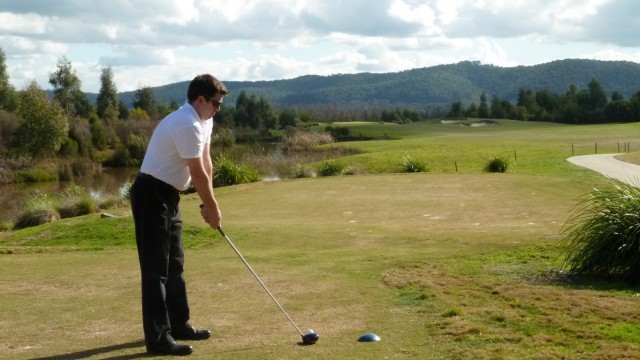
[567, 154, 640, 185]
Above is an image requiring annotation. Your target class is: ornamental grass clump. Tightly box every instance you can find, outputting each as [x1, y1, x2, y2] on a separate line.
[56, 185, 96, 219]
[317, 158, 345, 176]
[14, 191, 58, 229]
[561, 180, 640, 283]
[401, 155, 428, 173]
[484, 156, 510, 173]
[213, 154, 262, 187]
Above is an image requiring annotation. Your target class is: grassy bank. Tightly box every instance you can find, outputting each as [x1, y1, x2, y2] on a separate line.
[1, 119, 640, 359]
[318, 119, 640, 175]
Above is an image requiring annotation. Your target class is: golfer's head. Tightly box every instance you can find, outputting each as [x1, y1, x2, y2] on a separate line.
[187, 74, 228, 102]
[188, 74, 228, 119]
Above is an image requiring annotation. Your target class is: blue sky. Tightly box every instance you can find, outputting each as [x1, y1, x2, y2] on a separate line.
[1, 0, 639, 93]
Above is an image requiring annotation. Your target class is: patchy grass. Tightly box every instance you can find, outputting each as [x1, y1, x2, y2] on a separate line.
[2, 173, 639, 359]
[4, 119, 640, 359]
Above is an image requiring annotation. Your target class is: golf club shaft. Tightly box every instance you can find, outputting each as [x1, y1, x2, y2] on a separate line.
[217, 227, 304, 337]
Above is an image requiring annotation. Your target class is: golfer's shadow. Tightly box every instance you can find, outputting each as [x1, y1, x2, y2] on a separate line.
[30, 340, 149, 360]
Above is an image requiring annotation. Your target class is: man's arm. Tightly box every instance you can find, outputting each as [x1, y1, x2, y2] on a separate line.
[187, 146, 220, 228]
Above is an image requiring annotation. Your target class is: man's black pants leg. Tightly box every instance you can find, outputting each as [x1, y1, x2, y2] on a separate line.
[131, 174, 190, 350]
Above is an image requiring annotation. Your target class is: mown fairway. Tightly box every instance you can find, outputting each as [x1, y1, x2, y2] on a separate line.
[1, 119, 640, 359]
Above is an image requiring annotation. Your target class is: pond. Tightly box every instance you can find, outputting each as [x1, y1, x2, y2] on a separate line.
[0, 167, 138, 223]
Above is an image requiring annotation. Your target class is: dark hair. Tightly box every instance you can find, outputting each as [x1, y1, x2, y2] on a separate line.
[187, 74, 228, 102]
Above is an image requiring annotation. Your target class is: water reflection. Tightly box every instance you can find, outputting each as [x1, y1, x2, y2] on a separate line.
[0, 167, 138, 223]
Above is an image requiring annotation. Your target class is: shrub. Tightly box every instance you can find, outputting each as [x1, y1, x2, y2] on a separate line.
[58, 136, 79, 157]
[401, 155, 428, 173]
[104, 146, 139, 167]
[561, 180, 640, 283]
[0, 110, 20, 151]
[484, 156, 509, 173]
[213, 154, 262, 187]
[13, 168, 58, 182]
[0, 221, 13, 231]
[126, 133, 147, 162]
[325, 125, 351, 141]
[213, 127, 236, 147]
[317, 158, 345, 176]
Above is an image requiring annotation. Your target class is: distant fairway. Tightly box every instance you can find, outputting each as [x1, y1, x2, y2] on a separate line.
[2, 119, 640, 359]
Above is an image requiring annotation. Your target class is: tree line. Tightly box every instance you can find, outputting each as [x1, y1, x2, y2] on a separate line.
[0, 48, 431, 178]
[4, 46, 640, 182]
[447, 78, 640, 124]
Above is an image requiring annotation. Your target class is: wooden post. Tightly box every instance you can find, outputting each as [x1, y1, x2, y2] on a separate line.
[595, 143, 598, 154]
[514, 149, 517, 161]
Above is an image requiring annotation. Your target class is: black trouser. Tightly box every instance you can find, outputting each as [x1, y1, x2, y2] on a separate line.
[131, 173, 190, 350]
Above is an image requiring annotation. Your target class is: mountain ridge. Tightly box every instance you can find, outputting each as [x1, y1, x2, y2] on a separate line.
[105, 59, 640, 109]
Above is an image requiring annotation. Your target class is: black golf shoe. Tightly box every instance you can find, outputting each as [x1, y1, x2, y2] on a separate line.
[172, 324, 212, 341]
[148, 338, 193, 356]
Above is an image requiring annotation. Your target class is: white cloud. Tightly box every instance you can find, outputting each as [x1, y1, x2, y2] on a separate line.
[0, 0, 639, 92]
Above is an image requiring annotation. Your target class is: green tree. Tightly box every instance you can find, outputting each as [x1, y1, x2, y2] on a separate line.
[447, 101, 464, 118]
[517, 88, 537, 112]
[14, 81, 68, 159]
[278, 108, 299, 129]
[535, 88, 560, 114]
[49, 56, 91, 118]
[234, 91, 251, 128]
[586, 78, 608, 110]
[465, 103, 478, 118]
[96, 66, 119, 120]
[478, 92, 490, 118]
[213, 106, 235, 128]
[133, 86, 157, 119]
[256, 96, 277, 131]
[604, 97, 632, 122]
[0, 48, 18, 112]
[233, 92, 277, 130]
[489, 95, 504, 119]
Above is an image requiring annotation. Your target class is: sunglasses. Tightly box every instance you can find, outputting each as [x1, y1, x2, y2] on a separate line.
[208, 97, 223, 108]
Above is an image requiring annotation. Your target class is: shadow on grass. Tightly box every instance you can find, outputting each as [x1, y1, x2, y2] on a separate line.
[536, 269, 640, 292]
[30, 340, 148, 360]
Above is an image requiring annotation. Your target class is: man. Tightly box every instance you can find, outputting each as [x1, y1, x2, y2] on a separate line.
[130, 74, 227, 356]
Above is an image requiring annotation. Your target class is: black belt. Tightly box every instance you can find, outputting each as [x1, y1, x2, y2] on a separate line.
[138, 173, 179, 195]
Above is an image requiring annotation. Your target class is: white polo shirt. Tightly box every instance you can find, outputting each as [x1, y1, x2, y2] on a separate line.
[140, 103, 213, 191]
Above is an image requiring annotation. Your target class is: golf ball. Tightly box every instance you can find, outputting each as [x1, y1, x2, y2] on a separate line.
[306, 329, 315, 334]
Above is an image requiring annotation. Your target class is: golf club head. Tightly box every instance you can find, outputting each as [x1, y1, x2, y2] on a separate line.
[301, 330, 319, 345]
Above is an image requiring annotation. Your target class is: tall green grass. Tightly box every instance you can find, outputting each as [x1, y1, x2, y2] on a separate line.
[213, 154, 261, 186]
[12, 185, 118, 229]
[562, 180, 640, 283]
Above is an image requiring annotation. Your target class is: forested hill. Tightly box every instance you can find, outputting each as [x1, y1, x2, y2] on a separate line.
[115, 59, 640, 109]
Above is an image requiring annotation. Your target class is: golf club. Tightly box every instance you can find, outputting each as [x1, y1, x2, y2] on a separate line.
[213, 223, 319, 345]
